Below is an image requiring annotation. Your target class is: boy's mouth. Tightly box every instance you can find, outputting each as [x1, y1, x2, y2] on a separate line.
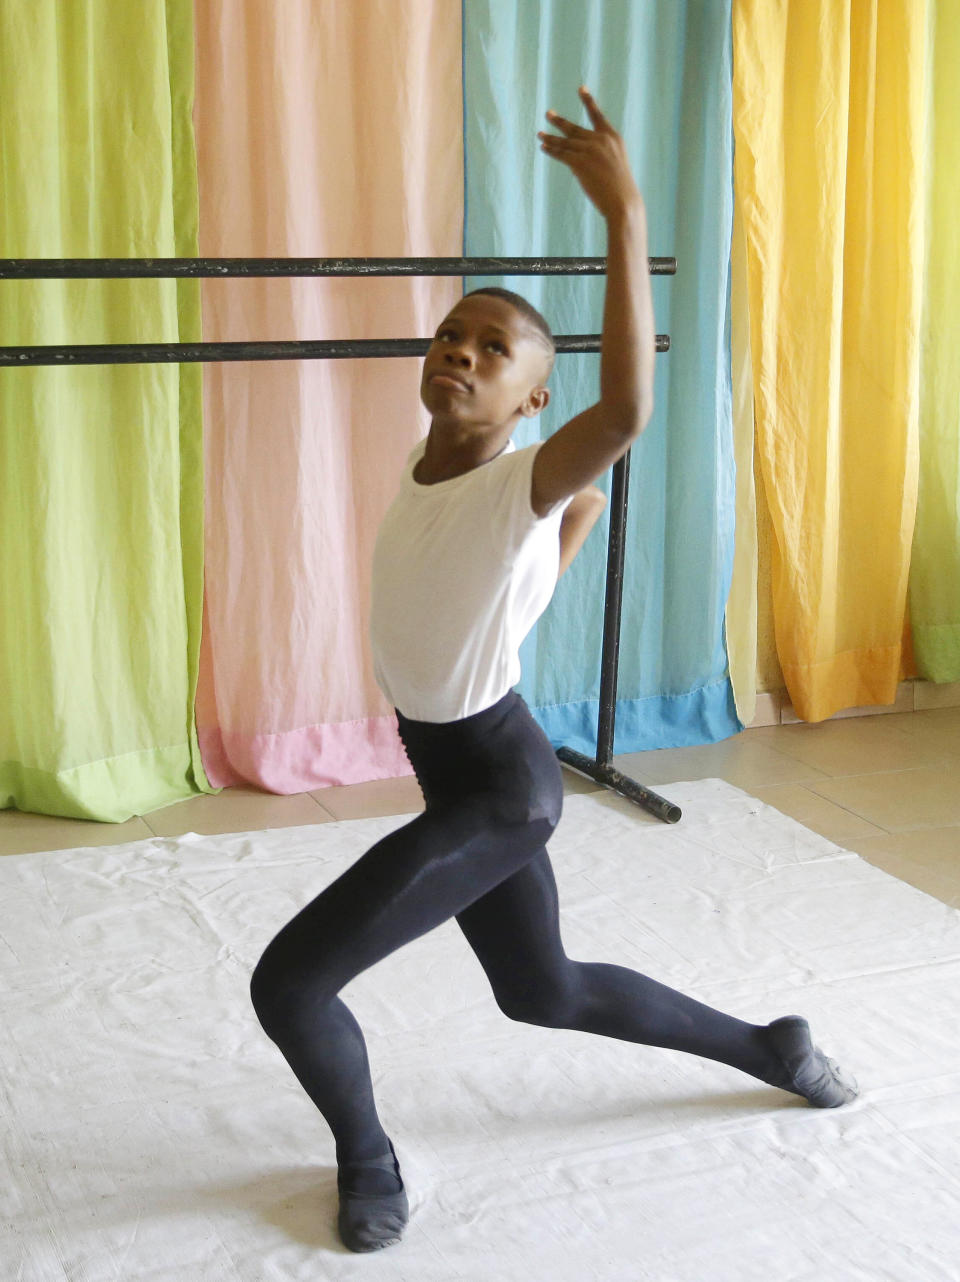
[428, 372, 472, 392]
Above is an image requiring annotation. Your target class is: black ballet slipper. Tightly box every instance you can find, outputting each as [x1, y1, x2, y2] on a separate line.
[767, 1015, 859, 1108]
[337, 1140, 409, 1253]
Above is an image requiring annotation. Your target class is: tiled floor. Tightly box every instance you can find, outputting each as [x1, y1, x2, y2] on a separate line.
[2, 708, 958, 908]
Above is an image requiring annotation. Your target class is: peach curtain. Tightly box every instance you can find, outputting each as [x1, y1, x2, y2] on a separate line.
[192, 1, 462, 789]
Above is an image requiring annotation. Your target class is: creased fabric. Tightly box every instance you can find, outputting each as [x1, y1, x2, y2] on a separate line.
[910, 0, 960, 683]
[732, 0, 926, 722]
[0, 0, 210, 821]
[192, 0, 463, 790]
[726, 189, 759, 726]
[4, 785, 960, 1278]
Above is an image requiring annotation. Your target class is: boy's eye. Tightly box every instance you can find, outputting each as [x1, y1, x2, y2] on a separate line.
[433, 330, 507, 354]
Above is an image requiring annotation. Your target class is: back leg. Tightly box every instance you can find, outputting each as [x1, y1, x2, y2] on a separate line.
[455, 849, 786, 1085]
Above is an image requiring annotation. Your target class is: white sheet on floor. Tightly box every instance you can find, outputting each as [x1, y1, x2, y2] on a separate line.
[2, 780, 959, 1282]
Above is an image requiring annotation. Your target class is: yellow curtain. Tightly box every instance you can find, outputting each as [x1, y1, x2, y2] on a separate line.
[726, 189, 758, 725]
[732, 0, 926, 722]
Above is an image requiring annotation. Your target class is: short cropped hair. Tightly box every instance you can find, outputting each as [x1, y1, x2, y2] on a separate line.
[464, 287, 555, 378]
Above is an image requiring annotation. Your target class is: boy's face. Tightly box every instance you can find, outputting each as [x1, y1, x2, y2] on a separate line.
[420, 294, 551, 432]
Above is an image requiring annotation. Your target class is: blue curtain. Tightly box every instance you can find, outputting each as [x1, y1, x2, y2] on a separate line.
[462, 0, 741, 753]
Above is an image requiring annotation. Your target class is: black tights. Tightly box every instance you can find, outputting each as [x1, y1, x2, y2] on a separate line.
[250, 692, 785, 1166]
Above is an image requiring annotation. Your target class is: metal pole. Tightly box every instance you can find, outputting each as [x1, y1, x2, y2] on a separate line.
[0, 334, 670, 368]
[556, 447, 682, 825]
[554, 748, 682, 824]
[0, 255, 677, 279]
[1, 252, 681, 823]
[596, 450, 630, 763]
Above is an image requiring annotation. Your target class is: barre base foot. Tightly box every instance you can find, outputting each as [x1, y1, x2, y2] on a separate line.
[556, 747, 681, 824]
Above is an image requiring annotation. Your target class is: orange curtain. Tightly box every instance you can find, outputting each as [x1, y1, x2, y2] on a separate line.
[732, 0, 926, 721]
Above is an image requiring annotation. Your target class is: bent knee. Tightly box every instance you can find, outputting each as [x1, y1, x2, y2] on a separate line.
[489, 757, 563, 833]
[522, 765, 564, 832]
[250, 946, 333, 1043]
[495, 984, 577, 1029]
[249, 954, 288, 1040]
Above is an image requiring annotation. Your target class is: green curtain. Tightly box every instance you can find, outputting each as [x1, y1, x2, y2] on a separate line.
[910, 0, 960, 682]
[0, 0, 212, 821]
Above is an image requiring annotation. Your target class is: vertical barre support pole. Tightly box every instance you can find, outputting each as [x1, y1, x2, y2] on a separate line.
[556, 450, 682, 825]
[596, 449, 631, 762]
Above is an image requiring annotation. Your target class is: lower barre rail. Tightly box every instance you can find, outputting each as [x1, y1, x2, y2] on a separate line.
[556, 747, 682, 825]
[0, 333, 670, 368]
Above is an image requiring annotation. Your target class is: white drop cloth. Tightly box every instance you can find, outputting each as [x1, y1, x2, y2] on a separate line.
[2, 780, 959, 1281]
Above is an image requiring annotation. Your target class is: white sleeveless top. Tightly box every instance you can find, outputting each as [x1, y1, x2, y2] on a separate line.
[370, 438, 571, 722]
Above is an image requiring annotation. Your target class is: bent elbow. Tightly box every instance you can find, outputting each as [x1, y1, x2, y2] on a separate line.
[630, 395, 654, 436]
[614, 405, 652, 444]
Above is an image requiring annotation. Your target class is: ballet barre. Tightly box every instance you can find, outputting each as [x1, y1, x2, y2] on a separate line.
[0, 254, 681, 824]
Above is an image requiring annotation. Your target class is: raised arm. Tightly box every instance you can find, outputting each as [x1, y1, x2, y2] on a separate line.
[557, 485, 607, 578]
[531, 87, 656, 517]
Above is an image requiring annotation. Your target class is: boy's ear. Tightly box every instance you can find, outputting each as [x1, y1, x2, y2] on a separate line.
[521, 386, 550, 417]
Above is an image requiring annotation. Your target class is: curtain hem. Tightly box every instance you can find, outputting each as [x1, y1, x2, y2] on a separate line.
[1, 745, 206, 824]
[531, 679, 743, 756]
[198, 716, 414, 793]
[780, 643, 906, 722]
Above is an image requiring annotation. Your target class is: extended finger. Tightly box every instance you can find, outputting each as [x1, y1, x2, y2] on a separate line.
[578, 85, 612, 131]
[544, 108, 591, 139]
[537, 132, 591, 152]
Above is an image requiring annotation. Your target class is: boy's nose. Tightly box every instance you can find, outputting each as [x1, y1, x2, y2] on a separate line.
[445, 349, 474, 369]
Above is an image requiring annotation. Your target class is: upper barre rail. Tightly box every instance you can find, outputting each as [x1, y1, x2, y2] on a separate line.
[0, 256, 675, 365]
[0, 256, 676, 279]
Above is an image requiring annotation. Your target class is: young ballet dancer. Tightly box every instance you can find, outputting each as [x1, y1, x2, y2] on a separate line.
[250, 86, 858, 1255]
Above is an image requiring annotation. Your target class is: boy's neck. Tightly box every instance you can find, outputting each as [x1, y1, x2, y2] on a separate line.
[414, 421, 514, 484]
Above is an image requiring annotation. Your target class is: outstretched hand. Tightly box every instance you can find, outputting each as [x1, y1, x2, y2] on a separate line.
[537, 86, 643, 222]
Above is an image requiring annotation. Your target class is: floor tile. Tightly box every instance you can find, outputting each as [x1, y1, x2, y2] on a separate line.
[844, 827, 960, 909]
[142, 786, 331, 838]
[880, 708, 960, 759]
[0, 812, 155, 857]
[613, 735, 830, 790]
[808, 761, 960, 832]
[749, 783, 887, 846]
[746, 715, 952, 777]
[311, 773, 425, 821]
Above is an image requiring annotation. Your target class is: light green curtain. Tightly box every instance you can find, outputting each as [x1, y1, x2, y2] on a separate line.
[910, 0, 960, 682]
[0, 0, 212, 821]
